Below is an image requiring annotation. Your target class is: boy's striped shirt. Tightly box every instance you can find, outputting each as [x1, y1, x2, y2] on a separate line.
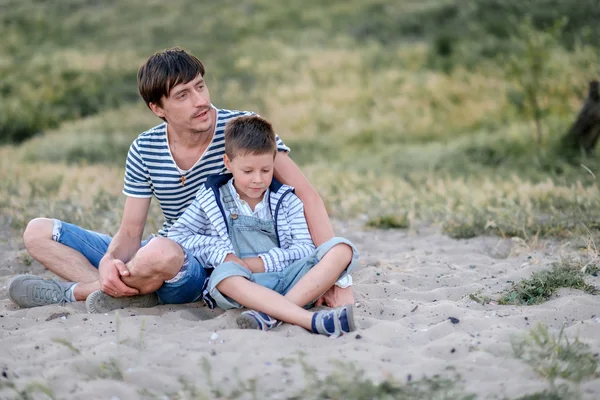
[123, 107, 289, 236]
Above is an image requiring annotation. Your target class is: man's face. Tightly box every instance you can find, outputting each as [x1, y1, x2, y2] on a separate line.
[224, 152, 275, 205]
[150, 74, 214, 135]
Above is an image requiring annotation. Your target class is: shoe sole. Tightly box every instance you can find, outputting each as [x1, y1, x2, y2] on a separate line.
[86, 290, 159, 314]
[7, 274, 39, 308]
[236, 313, 260, 329]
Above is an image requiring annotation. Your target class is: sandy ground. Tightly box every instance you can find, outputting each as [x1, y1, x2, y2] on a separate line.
[0, 220, 599, 399]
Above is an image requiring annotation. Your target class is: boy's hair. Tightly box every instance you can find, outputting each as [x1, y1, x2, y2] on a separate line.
[138, 47, 205, 108]
[224, 116, 277, 159]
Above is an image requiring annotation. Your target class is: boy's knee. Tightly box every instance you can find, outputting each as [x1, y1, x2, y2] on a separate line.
[331, 243, 353, 266]
[215, 275, 245, 293]
[23, 218, 54, 250]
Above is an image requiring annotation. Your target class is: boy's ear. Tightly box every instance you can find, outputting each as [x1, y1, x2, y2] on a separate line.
[223, 154, 231, 171]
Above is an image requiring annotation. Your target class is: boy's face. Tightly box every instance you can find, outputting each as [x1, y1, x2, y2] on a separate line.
[224, 152, 275, 204]
[149, 74, 214, 136]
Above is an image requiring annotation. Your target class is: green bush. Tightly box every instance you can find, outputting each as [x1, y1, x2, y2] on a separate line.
[0, 66, 138, 144]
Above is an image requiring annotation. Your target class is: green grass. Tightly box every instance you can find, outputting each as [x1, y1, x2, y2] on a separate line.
[1, 0, 599, 144]
[512, 323, 598, 396]
[159, 354, 477, 400]
[366, 214, 410, 229]
[1, 0, 600, 242]
[499, 261, 599, 305]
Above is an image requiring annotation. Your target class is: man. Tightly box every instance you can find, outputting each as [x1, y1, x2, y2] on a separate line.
[8, 47, 354, 313]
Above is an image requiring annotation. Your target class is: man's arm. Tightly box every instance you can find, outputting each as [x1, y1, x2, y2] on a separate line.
[274, 152, 355, 307]
[274, 152, 333, 246]
[98, 196, 151, 296]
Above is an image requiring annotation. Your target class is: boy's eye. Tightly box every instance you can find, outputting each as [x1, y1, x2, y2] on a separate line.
[177, 93, 187, 99]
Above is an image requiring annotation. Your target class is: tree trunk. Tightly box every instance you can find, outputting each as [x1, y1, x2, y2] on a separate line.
[562, 80, 600, 155]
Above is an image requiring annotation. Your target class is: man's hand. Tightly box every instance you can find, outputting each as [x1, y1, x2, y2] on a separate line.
[98, 257, 139, 298]
[315, 285, 355, 307]
[223, 253, 251, 271]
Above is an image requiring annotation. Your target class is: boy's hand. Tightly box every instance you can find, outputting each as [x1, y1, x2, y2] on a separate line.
[223, 253, 251, 271]
[242, 257, 265, 273]
[315, 285, 354, 307]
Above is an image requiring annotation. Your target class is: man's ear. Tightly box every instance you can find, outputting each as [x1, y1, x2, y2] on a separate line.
[149, 102, 166, 119]
[223, 154, 232, 171]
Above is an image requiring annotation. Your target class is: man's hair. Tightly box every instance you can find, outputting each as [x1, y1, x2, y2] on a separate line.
[138, 47, 205, 108]
[224, 116, 277, 159]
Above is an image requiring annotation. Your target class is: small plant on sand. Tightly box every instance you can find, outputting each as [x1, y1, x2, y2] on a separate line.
[511, 323, 598, 398]
[97, 358, 125, 381]
[366, 214, 410, 229]
[283, 353, 476, 400]
[442, 211, 487, 239]
[498, 262, 598, 305]
[51, 337, 81, 355]
[0, 380, 56, 400]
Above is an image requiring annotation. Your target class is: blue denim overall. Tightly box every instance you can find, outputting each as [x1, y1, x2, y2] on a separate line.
[207, 185, 359, 310]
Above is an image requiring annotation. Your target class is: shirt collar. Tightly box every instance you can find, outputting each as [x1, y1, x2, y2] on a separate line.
[227, 178, 269, 211]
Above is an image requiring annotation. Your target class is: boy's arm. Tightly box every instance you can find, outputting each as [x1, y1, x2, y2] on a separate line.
[257, 194, 316, 273]
[168, 190, 234, 269]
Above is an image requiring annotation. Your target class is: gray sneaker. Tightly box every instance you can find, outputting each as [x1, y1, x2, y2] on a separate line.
[85, 290, 159, 314]
[7, 274, 75, 308]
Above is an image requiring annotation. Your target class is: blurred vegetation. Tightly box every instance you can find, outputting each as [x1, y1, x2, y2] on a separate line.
[1, 0, 599, 240]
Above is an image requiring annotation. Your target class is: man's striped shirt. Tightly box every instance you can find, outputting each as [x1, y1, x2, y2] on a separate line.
[123, 107, 290, 236]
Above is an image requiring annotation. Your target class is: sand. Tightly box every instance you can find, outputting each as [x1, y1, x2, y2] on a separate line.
[0, 220, 599, 399]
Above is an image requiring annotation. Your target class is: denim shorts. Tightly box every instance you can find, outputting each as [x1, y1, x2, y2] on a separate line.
[53, 220, 209, 304]
[208, 237, 359, 310]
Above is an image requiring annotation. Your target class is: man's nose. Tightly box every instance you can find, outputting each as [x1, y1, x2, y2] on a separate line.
[192, 91, 208, 107]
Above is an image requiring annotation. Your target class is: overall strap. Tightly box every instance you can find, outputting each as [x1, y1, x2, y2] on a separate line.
[219, 183, 238, 218]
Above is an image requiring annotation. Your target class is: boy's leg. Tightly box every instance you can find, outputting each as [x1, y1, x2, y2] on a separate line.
[217, 276, 313, 330]
[218, 276, 355, 336]
[210, 262, 356, 335]
[283, 237, 359, 307]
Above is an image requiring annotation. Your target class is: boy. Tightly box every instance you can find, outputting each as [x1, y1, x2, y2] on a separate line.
[168, 116, 359, 337]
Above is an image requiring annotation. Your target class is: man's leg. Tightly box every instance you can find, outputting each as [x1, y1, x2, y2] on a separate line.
[23, 218, 102, 300]
[121, 237, 185, 294]
[85, 237, 194, 313]
[9, 218, 114, 307]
